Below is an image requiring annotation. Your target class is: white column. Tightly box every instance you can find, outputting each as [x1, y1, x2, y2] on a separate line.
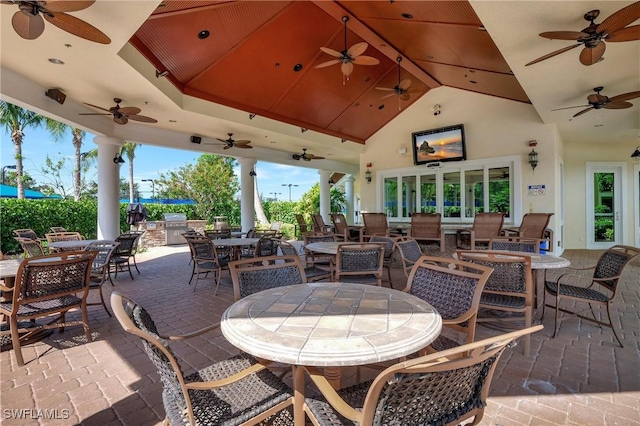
[318, 170, 331, 224]
[94, 136, 123, 240]
[344, 175, 355, 224]
[238, 157, 256, 233]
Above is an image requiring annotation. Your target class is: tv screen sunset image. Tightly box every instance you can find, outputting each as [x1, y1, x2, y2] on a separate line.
[414, 128, 465, 163]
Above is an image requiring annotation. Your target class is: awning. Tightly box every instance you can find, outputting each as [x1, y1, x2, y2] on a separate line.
[0, 184, 62, 199]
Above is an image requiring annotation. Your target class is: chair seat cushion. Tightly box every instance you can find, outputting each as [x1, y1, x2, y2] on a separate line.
[306, 381, 370, 426]
[164, 354, 293, 425]
[305, 266, 331, 280]
[337, 275, 379, 285]
[196, 261, 220, 270]
[544, 281, 608, 302]
[0, 295, 82, 316]
[480, 293, 526, 309]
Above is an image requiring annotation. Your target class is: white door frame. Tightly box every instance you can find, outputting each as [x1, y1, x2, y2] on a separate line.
[634, 163, 639, 248]
[586, 162, 627, 249]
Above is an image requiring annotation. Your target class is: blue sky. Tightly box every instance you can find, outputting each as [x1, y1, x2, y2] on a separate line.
[1, 126, 318, 201]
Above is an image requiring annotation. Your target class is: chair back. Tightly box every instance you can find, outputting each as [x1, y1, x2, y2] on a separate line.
[470, 212, 505, 239]
[13, 228, 39, 240]
[270, 221, 282, 231]
[312, 214, 330, 233]
[303, 232, 337, 245]
[334, 243, 384, 285]
[355, 326, 542, 425]
[114, 232, 142, 256]
[517, 213, 553, 239]
[410, 213, 442, 239]
[110, 292, 192, 423]
[362, 213, 389, 236]
[50, 226, 67, 233]
[14, 237, 45, 257]
[369, 235, 395, 260]
[295, 214, 311, 234]
[12, 251, 95, 308]
[330, 214, 349, 235]
[394, 237, 423, 277]
[457, 250, 531, 295]
[84, 240, 120, 282]
[185, 236, 218, 261]
[593, 245, 640, 292]
[277, 239, 299, 257]
[254, 235, 279, 258]
[205, 229, 231, 240]
[45, 232, 83, 243]
[489, 237, 540, 253]
[229, 255, 306, 300]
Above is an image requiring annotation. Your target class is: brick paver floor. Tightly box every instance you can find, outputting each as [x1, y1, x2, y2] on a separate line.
[1, 239, 639, 425]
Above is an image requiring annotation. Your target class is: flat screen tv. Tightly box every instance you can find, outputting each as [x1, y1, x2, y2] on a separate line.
[412, 124, 466, 165]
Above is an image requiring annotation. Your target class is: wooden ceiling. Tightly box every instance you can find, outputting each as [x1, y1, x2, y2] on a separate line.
[130, 0, 529, 144]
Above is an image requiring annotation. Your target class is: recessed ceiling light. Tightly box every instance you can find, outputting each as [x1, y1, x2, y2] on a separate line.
[469, 80, 478, 84]
[401, 13, 413, 19]
[378, 104, 385, 110]
[293, 63, 303, 72]
[169, 120, 177, 123]
[198, 30, 210, 39]
[594, 124, 604, 127]
[270, 141, 277, 144]
[64, 44, 72, 48]
[48, 58, 64, 65]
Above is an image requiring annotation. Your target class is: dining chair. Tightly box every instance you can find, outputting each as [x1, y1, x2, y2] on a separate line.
[110, 292, 294, 426]
[110, 231, 144, 280]
[361, 213, 395, 241]
[368, 235, 396, 287]
[229, 255, 306, 301]
[542, 245, 639, 347]
[83, 240, 120, 316]
[14, 236, 45, 257]
[394, 236, 425, 278]
[45, 231, 84, 252]
[330, 213, 360, 242]
[185, 236, 227, 293]
[0, 251, 96, 366]
[403, 256, 493, 351]
[205, 229, 232, 263]
[334, 243, 385, 287]
[49, 226, 67, 233]
[303, 326, 542, 426]
[253, 235, 280, 258]
[456, 212, 506, 250]
[295, 214, 312, 236]
[456, 250, 534, 356]
[312, 214, 332, 234]
[409, 212, 445, 252]
[13, 228, 41, 241]
[303, 232, 336, 275]
[277, 239, 331, 282]
[503, 212, 554, 251]
[489, 236, 540, 253]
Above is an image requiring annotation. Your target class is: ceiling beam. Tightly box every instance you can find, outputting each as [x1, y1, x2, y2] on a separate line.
[311, 0, 442, 90]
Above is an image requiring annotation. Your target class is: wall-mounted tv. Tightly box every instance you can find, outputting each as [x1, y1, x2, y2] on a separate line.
[412, 124, 466, 165]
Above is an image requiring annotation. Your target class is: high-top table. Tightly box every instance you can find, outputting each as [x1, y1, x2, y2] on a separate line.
[221, 282, 442, 426]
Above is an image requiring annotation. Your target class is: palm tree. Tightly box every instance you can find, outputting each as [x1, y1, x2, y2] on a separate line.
[44, 119, 87, 201]
[121, 142, 139, 203]
[0, 102, 43, 199]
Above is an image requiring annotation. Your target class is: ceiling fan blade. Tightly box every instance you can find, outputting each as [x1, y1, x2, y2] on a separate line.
[550, 105, 590, 111]
[233, 140, 251, 144]
[603, 101, 633, 109]
[78, 112, 112, 116]
[407, 87, 422, 93]
[347, 42, 368, 58]
[319, 46, 342, 58]
[315, 59, 340, 69]
[587, 93, 607, 103]
[579, 42, 605, 65]
[235, 144, 253, 149]
[12, 10, 45, 40]
[596, 2, 640, 35]
[114, 116, 128, 125]
[45, 0, 95, 12]
[341, 62, 354, 77]
[43, 11, 110, 44]
[303, 157, 311, 162]
[82, 102, 112, 112]
[573, 107, 594, 117]
[609, 91, 640, 102]
[215, 138, 229, 144]
[398, 79, 412, 90]
[118, 106, 141, 116]
[607, 25, 640, 42]
[380, 93, 397, 100]
[375, 87, 395, 91]
[352, 55, 379, 66]
[399, 92, 411, 101]
[539, 31, 588, 40]
[127, 114, 158, 123]
[309, 155, 325, 160]
[222, 145, 232, 150]
[525, 43, 581, 66]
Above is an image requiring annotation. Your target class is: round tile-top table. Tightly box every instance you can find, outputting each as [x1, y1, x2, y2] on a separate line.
[304, 241, 381, 255]
[48, 239, 100, 251]
[222, 282, 442, 367]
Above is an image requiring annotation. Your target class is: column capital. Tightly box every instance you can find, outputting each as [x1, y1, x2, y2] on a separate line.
[237, 157, 257, 167]
[343, 175, 355, 183]
[93, 136, 124, 147]
[317, 169, 331, 178]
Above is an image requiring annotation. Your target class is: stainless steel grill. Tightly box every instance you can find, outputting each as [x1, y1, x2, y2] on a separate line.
[163, 213, 188, 245]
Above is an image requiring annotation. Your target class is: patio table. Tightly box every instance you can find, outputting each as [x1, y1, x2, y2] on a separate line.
[48, 239, 99, 251]
[305, 241, 380, 255]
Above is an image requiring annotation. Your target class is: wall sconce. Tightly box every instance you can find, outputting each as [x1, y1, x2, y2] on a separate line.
[527, 140, 538, 172]
[328, 178, 335, 187]
[249, 169, 257, 177]
[365, 165, 372, 184]
[113, 152, 125, 164]
[155, 70, 169, 78]
[249, 113, 256, 120]
[631, 146, 640, 161]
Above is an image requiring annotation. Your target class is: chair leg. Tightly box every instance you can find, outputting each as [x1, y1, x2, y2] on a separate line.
[606, 303, 624, 348]
[524, 307, 532, 357]
[10, 316, 24, 366]
[213, 270, 221, 296]
[81, 304, 92, 342]
[552, 293, 561, 338]
[132, 256, 140, 274]
[126, 260, 134, 280]
[98, 288, 112, 317]
[60, 312, 66, 333]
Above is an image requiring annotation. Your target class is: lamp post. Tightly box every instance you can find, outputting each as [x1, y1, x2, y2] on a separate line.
[142, 179, 155, 199]
[2, 165, 16, 185]
[269, 192, 282, 201]
[281, 183, 298, 201]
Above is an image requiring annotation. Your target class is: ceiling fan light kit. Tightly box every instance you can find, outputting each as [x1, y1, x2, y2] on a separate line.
[292, 148, 324, 161]
[551, 87, 640, 118]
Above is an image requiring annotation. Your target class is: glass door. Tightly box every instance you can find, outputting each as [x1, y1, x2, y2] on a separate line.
[586, 164, 623, 249]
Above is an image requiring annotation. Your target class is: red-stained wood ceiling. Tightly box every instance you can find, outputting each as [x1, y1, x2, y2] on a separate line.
[130, 0, 529, 144]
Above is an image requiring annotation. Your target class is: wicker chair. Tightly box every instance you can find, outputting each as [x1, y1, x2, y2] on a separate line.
[0, 251, 96, 366]
[394, 236, 425, 278]
[110, 231, 144, 280]
[456, 250, 534, 356]
[312, 214, 332, 233]
[229, 255, 306, 301]
[45, 231, 84, 252]
[334, 243, 385, 287]
[185, 236, 227, 293]
[368, 235, 396, 287]
[409, 213, 445, 252]
[503, 212, 554, 251]
[295, 214, 312, 237]
[303, 232, 336, 276]
[253, 235, 280, 258]
[14, 237, 45, 257]
[83, 240, 120, 316]
[542, 245, 639, 347]
[303, 326, 542, 426]
[110, 292, 294, 426]
[361, 213, 395, 241]
[330, 213, 360, 242]
[277, 239, 331, 282]
[13, 228, 40, 241]
[50, 226, 67, 233]
[456, 212, 505, 250]
[403, 256, 493, 352]
[489, 237, 540, 253]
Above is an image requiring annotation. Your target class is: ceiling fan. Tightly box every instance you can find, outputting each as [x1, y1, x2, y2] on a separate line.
[1, 0, 111, 43]
[525, 3, 640, 66]
[292, 148, 324, 161]
[551, 86, 640, 118]
[205, 133, 252, 149]
[315, 16, 380, 82]
[375, 57, 421, 110]
[79, 98, 158, 125]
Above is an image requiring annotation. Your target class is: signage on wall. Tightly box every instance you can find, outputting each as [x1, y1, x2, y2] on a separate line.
[528, 184, 546, 196]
